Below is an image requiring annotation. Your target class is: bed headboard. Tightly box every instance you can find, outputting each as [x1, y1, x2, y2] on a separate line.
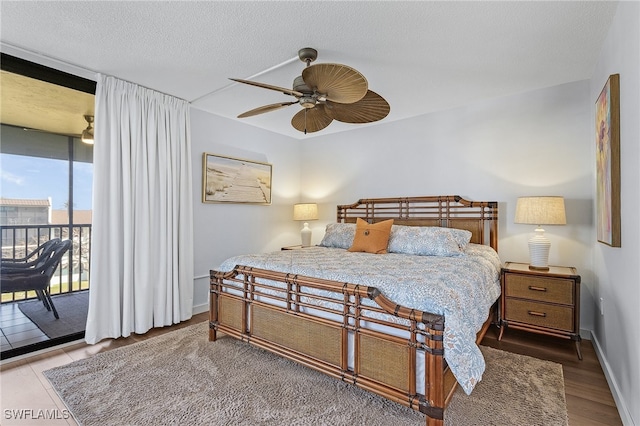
[337, 195, 498, 250]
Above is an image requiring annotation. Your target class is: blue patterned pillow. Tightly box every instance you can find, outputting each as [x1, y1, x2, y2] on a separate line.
[387, 225, 471, 256]
[319, 223, 356, 249]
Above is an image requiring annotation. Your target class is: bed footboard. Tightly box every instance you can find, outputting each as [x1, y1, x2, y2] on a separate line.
[210, 266, 452, 426]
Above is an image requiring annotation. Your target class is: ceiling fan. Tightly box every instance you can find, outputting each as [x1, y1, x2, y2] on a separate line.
[231, 48, 390, 134]
[80, 115, 94, 144]
[20, 114, 94, 144]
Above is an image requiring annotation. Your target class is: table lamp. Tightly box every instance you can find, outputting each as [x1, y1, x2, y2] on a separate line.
[293, 203, 318, 247]
[514, 196, 566, 270]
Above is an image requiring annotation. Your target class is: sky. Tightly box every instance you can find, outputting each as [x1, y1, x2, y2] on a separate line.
[0, 153, 93, 210]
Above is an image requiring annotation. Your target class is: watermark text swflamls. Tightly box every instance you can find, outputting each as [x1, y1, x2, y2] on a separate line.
[4, 408, 71, 420]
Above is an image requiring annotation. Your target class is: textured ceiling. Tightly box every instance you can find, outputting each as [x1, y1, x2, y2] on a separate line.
[0, 1, 618, 140]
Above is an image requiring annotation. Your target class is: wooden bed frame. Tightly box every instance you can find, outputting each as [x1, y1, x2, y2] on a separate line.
[210, 196, 498, 425]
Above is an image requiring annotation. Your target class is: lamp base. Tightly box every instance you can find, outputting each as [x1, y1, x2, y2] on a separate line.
[300, 222, 312, 247]
[528, 226, 551, 270]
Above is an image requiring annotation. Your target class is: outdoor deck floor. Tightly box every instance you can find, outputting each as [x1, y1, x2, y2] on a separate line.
[0, 302, 49, 350]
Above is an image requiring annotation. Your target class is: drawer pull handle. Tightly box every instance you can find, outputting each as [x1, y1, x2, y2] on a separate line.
[528, 285, 547, 292]
[528, 310, 547, 317]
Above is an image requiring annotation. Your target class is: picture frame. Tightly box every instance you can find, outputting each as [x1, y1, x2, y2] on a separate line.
[595, 74, 621, 247]
[202, 153, 272, 204]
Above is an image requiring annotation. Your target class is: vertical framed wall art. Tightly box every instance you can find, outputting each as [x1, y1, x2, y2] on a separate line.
[202, 153, 272, 204]
[595, 74, 621, 247]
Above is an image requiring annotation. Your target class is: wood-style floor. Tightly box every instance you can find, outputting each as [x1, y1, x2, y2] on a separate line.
[481, 327, 622, 426]
[0, 313, 622, 425]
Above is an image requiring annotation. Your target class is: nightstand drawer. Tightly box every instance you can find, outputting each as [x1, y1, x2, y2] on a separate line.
[504, 274, 574, 304]
[505, 299, 574, 332]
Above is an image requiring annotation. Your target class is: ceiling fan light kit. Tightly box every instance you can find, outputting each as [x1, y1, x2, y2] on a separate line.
[231, 48, 390, 134]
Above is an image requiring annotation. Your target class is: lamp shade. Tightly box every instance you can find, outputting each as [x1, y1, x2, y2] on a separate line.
[515, 196, 566, 270]
[293, 203, 318, 221]
[514, 197, 566, 226]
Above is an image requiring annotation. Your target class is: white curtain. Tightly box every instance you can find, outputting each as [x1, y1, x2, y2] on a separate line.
[85, 74, 194, 344]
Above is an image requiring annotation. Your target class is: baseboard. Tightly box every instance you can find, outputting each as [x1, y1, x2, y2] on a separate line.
[579, 328, 592, 340]
[192, 303, 209, 315]
[590, 332, 635, 425]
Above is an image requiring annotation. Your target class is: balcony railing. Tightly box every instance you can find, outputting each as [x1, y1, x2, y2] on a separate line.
[1, 224, 91, 303]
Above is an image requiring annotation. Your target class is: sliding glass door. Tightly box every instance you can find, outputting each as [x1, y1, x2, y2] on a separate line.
[0, 55, 96, 358]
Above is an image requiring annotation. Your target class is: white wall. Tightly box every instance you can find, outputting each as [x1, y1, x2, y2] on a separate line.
[189, 109, 300, 311]
[300, 80, 595, 331]
[590, 2, 640, 425]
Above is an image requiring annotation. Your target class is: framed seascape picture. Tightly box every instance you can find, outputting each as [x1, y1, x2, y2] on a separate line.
[595, 74, 621, 247]
[202, 153, 272, 204]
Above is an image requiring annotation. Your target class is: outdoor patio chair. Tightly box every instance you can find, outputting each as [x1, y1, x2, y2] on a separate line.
[1, 238, 61, 268]
[2, 238, 63, 307]
[1, 239, 72, 319]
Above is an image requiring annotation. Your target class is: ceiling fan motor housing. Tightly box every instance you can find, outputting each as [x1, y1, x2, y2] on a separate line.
[293, 76, 317, 108]
[293, 76, 312, 94]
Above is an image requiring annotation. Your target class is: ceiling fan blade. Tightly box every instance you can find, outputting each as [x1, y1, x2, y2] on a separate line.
[291, 104, 333, 134]
[302, 63, 368, 104]
[237, 101, 299, 118]
[230, 78, 304, 98]
[325, 90, 390, 124]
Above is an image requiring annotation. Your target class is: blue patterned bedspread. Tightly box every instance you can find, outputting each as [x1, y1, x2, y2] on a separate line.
[218, 244, 502, 394]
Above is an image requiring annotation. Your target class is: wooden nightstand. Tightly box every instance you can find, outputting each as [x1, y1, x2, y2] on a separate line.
[499, 261, 582, 360]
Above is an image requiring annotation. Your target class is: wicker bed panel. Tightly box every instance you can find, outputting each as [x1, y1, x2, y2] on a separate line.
[218, 294, 243, 331]
[251, 305, 343, 366]
[358, 333, 411, 393]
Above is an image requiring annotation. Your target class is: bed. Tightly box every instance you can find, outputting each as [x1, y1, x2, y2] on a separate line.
[209, 195, 500, 426]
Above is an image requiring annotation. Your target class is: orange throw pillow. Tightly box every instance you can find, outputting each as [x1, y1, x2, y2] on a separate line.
[347, 218, 394, 254]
